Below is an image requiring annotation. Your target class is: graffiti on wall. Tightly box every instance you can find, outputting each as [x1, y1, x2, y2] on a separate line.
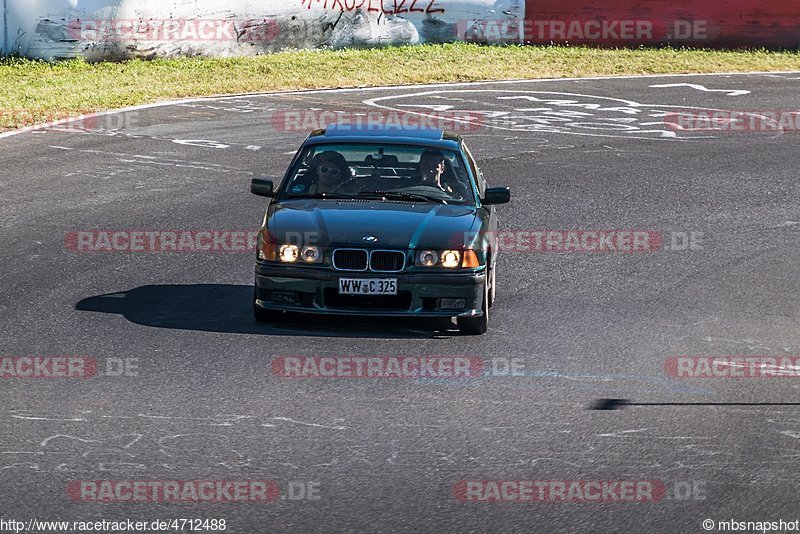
[6, 0, 518, 60]
[300, 0, 446, 15]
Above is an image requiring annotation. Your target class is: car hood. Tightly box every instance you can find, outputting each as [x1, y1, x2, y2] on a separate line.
[267, 200, 480, 249]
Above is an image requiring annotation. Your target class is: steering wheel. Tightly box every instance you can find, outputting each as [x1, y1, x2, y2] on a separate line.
[331, 172, 362, 194]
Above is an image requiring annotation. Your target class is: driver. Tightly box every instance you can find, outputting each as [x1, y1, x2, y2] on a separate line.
[412, 150, 459, 194]
[308, 151, 351, 194]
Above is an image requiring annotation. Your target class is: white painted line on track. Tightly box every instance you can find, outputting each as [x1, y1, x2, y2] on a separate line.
[649, 83, 751, 96]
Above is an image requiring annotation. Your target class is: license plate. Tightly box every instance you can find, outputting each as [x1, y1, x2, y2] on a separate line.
[339, 278, 398, 296]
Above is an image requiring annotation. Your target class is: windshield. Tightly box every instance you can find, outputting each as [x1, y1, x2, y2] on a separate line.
[278, 143, 476, 205]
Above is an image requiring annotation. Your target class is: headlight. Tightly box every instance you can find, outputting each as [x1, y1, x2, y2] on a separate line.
[279, 244, 299, 263]
[415, 249, 482, 269]
[417, 250, 439, 267]
[441, 250, 461, 268]
[260, 238, 323, 264]
[300, 246, 322, 263]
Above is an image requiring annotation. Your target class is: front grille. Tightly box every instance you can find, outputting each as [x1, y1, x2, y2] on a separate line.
[332, 249, 406, 272]
[333, 249, 368, 271]
[370, 251, 406, 272]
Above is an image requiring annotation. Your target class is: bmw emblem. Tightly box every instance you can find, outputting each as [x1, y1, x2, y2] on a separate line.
[363, 236, 378, 243]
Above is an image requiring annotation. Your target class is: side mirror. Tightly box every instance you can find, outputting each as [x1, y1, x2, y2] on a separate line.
[482, 187, 511, 205]
[251, 178, 275, 197]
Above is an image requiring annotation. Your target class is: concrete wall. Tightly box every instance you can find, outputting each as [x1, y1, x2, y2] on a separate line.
[2, 0, 798, 60]
[2, 0, 523, 60]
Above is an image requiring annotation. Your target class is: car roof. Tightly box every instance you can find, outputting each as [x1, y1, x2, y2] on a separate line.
[304, 125, 463, 151]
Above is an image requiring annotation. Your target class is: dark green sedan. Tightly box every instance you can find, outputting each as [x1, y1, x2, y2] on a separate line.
[250, 126, 510, 335]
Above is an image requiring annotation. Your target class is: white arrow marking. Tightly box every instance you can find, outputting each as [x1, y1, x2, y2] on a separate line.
[396, 104, 454, 111]
[649, 83, 751, 97]
[172, 139, 230, 149]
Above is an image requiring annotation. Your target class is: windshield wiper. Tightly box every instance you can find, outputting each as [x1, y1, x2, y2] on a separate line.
[356, 191, 448, 204]
[286, 192, 358, 200]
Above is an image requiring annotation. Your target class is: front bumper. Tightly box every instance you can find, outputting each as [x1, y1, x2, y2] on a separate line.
[254, 262, 486, 317]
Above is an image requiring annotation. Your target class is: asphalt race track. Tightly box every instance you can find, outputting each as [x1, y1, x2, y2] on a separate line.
[1, 72, 799, 533]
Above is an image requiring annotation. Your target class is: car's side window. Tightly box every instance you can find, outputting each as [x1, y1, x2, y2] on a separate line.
[462, 143, 486, 196]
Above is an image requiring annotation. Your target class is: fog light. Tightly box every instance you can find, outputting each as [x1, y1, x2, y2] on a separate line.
[440, 298, 467, 310]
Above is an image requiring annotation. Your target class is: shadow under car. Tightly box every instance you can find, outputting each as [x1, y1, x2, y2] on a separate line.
[76, 284, 457, 339]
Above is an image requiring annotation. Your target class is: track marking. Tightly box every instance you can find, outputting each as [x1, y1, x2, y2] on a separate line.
[363, 89, 739, 141]
[1, 71, 797, 141]
[172, 139, 230, 149]
[58, 148, 252, 174]
[649, 83, 751, 97]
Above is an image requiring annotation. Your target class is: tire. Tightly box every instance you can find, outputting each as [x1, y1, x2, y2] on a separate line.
[254, 300, 282, 323]
[458, 280, 489, 335]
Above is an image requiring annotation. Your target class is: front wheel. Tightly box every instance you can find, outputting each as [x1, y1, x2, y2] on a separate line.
[457, 281, 489, 335]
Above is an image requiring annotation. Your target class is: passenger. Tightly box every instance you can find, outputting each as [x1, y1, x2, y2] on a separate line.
[308, 151, 351, 194]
